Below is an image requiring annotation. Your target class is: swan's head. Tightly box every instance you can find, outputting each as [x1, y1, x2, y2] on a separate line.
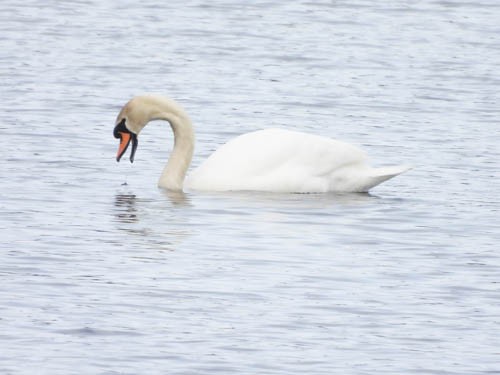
[113, 95, 163, 163]
[113, 95, 192, 163]
[114, 118, 138, 163]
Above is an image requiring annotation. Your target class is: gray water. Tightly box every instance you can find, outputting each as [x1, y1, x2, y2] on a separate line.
[1, 1, 500, 374]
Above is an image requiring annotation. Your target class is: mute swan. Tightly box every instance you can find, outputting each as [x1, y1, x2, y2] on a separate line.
[113, 95, 410, 193]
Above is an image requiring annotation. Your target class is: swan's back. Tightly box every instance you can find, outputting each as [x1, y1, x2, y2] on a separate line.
[185, 128, 406, 193]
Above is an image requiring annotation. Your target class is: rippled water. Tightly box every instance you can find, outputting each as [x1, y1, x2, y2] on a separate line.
[1, 1, 500, 374]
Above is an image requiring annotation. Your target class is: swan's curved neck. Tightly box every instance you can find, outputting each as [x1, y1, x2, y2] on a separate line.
[156, 111, 194, 191]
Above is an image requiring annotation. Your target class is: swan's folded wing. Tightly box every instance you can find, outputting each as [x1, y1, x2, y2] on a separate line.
[185, 128, 367, 192]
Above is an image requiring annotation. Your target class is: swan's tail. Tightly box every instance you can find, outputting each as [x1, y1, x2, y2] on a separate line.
[362, 165, 411, 192]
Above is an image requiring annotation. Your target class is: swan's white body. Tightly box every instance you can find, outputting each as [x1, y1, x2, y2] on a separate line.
[185, 128, 408, 193]
[115, 95, 410, 193]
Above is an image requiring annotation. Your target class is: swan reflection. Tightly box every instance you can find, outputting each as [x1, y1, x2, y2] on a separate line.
[113, 192, 193, 253]
[114, 193, 138, 223]
[160, 189, 191, 207]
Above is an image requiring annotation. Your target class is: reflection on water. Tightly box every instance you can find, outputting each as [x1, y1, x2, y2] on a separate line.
[160, 189, 192, 207]
[114, 191, 191, 225]
[191, 190, 379, 211]
[113, 191, 194, 252]
[114, 191, 191, 224]
[114, 194, 138, 223]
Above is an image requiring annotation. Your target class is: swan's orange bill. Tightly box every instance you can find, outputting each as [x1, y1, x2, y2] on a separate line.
[116, 132, 131, 162]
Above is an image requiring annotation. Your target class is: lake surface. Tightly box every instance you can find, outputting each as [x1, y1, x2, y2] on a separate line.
[1, 1, 500, 374]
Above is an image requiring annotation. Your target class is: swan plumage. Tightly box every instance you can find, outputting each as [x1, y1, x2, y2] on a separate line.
[113, 95, 410, 193]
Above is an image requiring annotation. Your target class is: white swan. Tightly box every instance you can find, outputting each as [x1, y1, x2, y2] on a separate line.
[113, 95, 410, 193]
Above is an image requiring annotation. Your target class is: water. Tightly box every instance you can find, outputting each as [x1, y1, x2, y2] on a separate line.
[1, 1, 500, 374]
